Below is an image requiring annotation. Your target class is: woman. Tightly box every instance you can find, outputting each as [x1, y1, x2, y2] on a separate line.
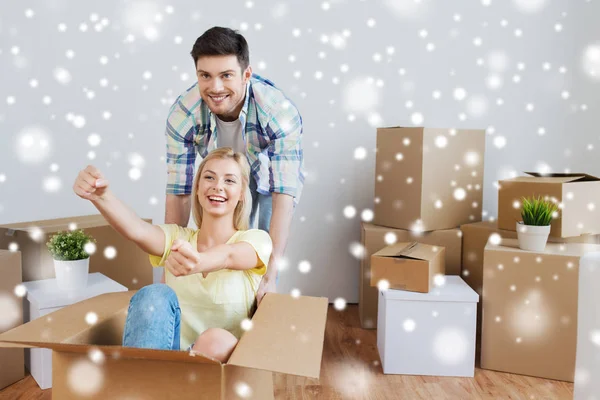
[73, 147, 272, 362]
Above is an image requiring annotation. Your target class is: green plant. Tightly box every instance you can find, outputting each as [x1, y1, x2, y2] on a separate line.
[46, 229, 96, 261]
[520, 196, 558, 226]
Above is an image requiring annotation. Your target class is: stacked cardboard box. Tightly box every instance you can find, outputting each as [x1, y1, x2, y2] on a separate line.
[0, 214, 153, 289]
[359, 127, 485, 328]
[0, 250, 24, 390]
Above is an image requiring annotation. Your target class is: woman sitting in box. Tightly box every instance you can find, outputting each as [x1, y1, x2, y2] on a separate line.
[73, 147, 272, 362]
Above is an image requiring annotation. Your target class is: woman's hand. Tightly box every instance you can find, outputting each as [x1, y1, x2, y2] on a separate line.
[73, 165, 109, 201]
[165, 239, 209, 278]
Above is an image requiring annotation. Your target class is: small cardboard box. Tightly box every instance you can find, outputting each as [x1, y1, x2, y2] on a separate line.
[373, 127, 485, 231]
[22, 273, 128, 389]
[0, 291, 328, 399]
[377, 276, 479, 376]
[370, 242, 445, 293]
[574, 253, 600, 399]
[0, 214, 152, 289]
[460, 220, 598, 360]
[481, 238, 600, 382]
[0, 250, 25, 390]
[360, 223, 462, 329]
[498, 172, 600, 238]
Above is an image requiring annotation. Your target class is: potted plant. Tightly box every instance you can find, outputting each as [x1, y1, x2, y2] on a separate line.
[46, 229, 96, 291]
[516, 196, 558, 251]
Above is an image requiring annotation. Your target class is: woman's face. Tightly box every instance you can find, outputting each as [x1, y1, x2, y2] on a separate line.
[197, 158, 244, 217]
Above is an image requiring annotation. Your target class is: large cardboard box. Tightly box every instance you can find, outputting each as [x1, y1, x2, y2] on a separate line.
[481, 238, 600, 381]
[461, 220, 599, 359]
[373, 127, 485, 231]
[0, 250, 25, 390]
[360, 223, 462, 329]
[370, 242, 445, 293]
[574, 252, 600, 399]
[0, 291, 328, 399]
[377, 277, 479, 377]
[498, 172, 600, 238]
[0, 214, 152, 289]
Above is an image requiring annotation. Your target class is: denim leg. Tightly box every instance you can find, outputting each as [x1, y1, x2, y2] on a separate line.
[122, 284, 181, 351]
[249, 174, 261, 229]
[257, 191, 273, 233]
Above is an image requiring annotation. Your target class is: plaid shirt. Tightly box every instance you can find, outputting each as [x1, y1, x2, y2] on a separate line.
[164, 74, 304, 205]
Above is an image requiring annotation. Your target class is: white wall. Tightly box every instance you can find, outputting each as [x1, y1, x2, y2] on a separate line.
[1, 0, 599, 302]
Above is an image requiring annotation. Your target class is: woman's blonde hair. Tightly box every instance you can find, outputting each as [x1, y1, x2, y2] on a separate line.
[191, 147, 252, 231]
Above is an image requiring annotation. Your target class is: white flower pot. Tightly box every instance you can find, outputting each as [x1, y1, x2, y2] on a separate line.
[53, 258, 90, 291]
[516, 222, 551, 252]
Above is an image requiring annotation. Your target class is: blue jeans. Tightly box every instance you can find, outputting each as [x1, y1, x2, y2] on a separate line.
[249, 174, 272, 232]
[122, 284, 181, 350]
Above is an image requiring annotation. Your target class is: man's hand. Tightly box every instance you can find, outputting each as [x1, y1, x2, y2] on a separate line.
[164, 239, 209, 278]
[256, 272, 277, 305]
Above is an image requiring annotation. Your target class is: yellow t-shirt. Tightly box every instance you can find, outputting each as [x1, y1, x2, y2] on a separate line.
[148, 224, 273, 350]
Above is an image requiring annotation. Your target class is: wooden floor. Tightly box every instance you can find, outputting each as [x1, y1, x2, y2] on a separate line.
[1, 304, 573, 400]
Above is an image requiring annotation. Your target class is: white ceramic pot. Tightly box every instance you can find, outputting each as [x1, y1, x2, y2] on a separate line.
[53, 258, 90, 291]
[516, 222, 551, 252]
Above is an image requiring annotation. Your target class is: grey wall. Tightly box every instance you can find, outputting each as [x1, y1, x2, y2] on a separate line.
[1, 0, 599, 302]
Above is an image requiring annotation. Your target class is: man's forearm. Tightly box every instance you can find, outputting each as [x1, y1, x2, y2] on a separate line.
[165, 194, 192, 227]
[267, 193, 295, 280]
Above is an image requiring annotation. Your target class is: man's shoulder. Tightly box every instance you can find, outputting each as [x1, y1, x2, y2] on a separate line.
[249, 74, 295, 113]
[173, 82, 203, 110]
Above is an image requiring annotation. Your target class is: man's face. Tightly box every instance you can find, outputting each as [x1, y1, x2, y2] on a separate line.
[196, 55, 251, 121]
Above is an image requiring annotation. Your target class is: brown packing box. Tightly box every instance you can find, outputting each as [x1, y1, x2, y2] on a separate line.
[0, 291, 328, 399]
[481, 238, 600, 381]
[460, 220, 598, 359]
[373, 127, 485, 231]
[370, 242, 445, 293]
[0, 214, 152, 289]
[0, 250, 25, 390]
[498, 172, 600, 238]
[360, 223, 462, 329]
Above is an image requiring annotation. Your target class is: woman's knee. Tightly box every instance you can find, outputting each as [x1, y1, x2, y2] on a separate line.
[192, 328, 238, 362]
[129, 284, 178, 314]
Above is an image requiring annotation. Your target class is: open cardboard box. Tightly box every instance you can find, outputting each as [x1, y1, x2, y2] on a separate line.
[0, 290, 328, 399]
[370, 242, 445, 293]
[498, 172, 600, 238]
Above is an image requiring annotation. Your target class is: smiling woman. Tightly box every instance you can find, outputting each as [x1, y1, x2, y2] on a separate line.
[72, 147, 272, 361]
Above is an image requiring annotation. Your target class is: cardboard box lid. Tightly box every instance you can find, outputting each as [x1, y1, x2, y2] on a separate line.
[227, 292, 328, 379]
[0, 214, 111, 234]
[372, 242, 443, 262]
[382, 276, 479, 303]
[505, 172, 600, 184]
[22, 273, 128, 310]
[484, 238, 600, 257]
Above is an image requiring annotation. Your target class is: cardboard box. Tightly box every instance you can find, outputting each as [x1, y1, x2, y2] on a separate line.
[461, 220, 599, 360]
[574, 252, 600, 399]
[481, 238, 600, 381]
[373, 127, 485, 231]
[377, 276, 479, 376]
[360, 223, 462, 329]
[370, 242, 445, 293]
[0, 214, 152, 289]
[0, 250, 25, 390]
[22, 273, 128, 389]
[498, 172, 600, 238]
[0, 291, 328, 399]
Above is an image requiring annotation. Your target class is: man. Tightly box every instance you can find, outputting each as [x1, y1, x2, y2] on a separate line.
[163, 26, 304, 304]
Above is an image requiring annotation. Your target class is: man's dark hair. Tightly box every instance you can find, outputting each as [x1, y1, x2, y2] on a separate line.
[190, 27, 250, 71]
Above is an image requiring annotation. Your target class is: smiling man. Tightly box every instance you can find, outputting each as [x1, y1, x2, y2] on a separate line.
[163, 27, 304, 303]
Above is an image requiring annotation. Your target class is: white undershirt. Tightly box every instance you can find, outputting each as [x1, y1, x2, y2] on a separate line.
[215, 117, 245, 153]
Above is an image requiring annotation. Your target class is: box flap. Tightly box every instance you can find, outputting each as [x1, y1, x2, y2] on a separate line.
[382, 276, 479, 303]
[0, 214, 110, 233]
[372, 242, 442, 262]
[227, 293, 328, 378]
[523, 172, 599, 183]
